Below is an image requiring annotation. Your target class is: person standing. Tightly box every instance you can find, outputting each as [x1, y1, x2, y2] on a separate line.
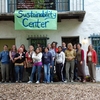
[76, 43, 86, 82]
[51, 41, 58, 53]
[28, 47, 42, 84]
[86, 44, 97, 82]
[47, 43, 56, 83]
[62, 42, 67, 52]
[65, 43, 76, 82]
[62, 42, 67, 81]
[14, 47, 25, 83]
[73, 44, 79, 81]
[0, 45, 10, 82]
[9, 45, 17, 82]
[42, 47, 52, 83]
[55, 46, 65, 82]
[25, 45, 35, 81]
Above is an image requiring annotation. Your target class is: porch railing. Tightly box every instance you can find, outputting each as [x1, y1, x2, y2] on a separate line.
[0, 0, 84, 13]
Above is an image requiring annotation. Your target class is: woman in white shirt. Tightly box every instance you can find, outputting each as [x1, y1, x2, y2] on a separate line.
[55, 46, 65, 82]
[28, 47, 42, 84]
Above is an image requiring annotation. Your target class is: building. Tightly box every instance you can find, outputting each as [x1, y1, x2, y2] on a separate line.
[0, 0, 100, 80]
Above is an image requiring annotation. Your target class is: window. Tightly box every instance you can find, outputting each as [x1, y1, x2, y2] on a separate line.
[31, 39, 47, 49]
[8, 0, 16, 13]
[56, 0, 69, 12]
[91, 37, 100, 67]
[0, 0, 7, 13]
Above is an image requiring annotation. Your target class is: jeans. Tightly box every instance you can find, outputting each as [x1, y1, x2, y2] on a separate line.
[15, 65, 24, 81]
[44, 63, 50, 83]
[50, 61, 54, 82]
[30, 66, 42, 82]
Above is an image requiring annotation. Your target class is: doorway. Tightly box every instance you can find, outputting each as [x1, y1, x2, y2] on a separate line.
[0, 39, 15, 52]
[62, 36, 79, 46]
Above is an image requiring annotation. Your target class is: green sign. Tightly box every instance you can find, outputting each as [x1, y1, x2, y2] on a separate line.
[14, 10, 57, 30]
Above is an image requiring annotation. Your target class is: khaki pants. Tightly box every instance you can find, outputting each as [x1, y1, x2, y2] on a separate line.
[87, 62, 96, 80]
[1, 63, 9, 81]
[65, 60, 75, 81]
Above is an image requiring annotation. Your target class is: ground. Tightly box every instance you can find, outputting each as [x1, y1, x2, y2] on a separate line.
[0, 82, 100, 100]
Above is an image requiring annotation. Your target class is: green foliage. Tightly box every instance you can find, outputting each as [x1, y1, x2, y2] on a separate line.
[31, 0, 46, 9]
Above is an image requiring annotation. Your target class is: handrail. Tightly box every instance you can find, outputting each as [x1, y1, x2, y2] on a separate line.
[0, 0, 85, 13]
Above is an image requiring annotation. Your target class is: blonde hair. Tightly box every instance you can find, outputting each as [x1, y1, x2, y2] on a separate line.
[67, 43, 73, 50]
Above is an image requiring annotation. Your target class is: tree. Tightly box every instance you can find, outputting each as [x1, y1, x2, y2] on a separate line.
[31, 0, 45, 9]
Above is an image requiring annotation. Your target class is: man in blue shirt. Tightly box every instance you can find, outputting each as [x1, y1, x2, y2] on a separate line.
[0, 45, 10, 82]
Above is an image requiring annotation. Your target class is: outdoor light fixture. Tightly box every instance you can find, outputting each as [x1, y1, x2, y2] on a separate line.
[82, 38, 88, 44]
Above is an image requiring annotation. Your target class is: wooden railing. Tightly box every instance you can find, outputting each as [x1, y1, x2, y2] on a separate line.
[0, 0, 84, 13]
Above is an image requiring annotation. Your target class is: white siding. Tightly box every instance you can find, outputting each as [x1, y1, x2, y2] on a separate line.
[0, 0, 100, 79]
[70, 0, 84, 11]
[0, 0, 7, 13]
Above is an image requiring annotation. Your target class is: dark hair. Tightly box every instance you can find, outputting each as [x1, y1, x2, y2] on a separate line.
[4, 44, 8, 47]
[44, 47, 49, 51]
[51, 41, 58, 46]
[20, 44, 27, 52]
[77, 43, 82, 47]
[58, 46, 62, 49]
[62, 42, 66, 44]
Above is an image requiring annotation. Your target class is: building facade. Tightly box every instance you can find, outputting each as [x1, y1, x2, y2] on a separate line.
[0, 0, 100, 79]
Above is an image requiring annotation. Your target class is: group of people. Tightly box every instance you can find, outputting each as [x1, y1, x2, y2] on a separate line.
[0, 41, 97, 83]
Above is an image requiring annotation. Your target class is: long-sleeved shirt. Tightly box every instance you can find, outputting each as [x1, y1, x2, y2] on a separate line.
[86, 49, 97, 64]
[55, 51, 65, 64]
[49, 49, 56, 57]
[32, 52, 42, 63]
[65, 49, 76, 61]
[0, 51, 10, 64]
[42, 52, 52, 66]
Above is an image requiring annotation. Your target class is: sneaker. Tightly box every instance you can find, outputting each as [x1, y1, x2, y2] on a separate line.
[36, 81, 40, 84]
[19, 81, 22, 83]
[92, 80, 96, 83]
[47, 82, 50, 84]
[16, 81, 18, 83]
[64, 80, 67, 83]
[27, 81, 32, 83]
[71, 80, 74, 83]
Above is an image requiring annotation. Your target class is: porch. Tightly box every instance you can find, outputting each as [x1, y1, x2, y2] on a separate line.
[0, 0, 85, 22]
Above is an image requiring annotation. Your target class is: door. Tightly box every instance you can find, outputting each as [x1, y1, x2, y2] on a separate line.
[0, 39, 15, 52]
[62, 36, 79, 46]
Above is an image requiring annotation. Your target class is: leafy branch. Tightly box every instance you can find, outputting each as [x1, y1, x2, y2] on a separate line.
[31, 0, 46, 9]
